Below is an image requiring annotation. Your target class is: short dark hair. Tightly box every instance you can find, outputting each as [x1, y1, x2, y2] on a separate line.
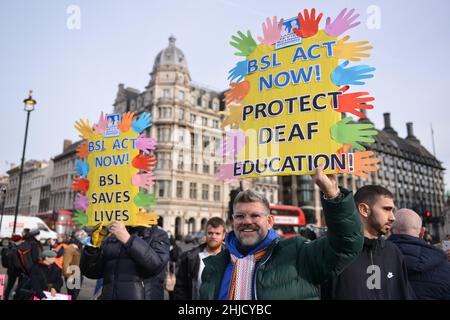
[354, 185, 393, 207]
[233, 189, 270, 214]
[206, 217, 226, 230]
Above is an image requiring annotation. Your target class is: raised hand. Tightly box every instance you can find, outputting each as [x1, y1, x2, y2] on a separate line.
[228, 61, 248, 83]
[73, 210, 88, 228]
[222, 129, 246, 157]
[134, 191, 157, 210]
[118, 111, 135, 133]
[312, 163, 339, 199]
[74, 159, 89, 178]
[257, 16, 284, 45]
[132, 153, 156, 171]
[71, 178, 89, 193]
[293, 8, 323, 38]
[334, 36, 372, 62]
[338, 151, 379, 178]
[230, 30, 257, 57]
[132, 172, 155, 187]
[136, 209, 159, 226]
[331, 116, 378, 151]
[76, 141, 89, 159]
[224, 81, 250, 106]
[74, 193, 88, 211]
[331, 60, 376, 86]
[132, 112, 153, 134]
[74, 119, 94, 140]
[336, 86, 374, 118]
[215, 163, 239, 183]
[136, 134, 157, 152]
[94, 112, 108, 134]
[325, 8, 360, 37]
[219, 104, 244, 129]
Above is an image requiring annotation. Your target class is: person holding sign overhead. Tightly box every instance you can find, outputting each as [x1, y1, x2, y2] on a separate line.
[75, 111, 170, 299]
[200, 164, 363, 300]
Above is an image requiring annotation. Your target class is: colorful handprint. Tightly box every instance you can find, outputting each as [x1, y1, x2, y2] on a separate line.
[230, 31, 257, 57]
[228, 61, 248, 83]
[76, 141, 89, 159]
[118, 111, 135, 133]
[132, 172, 155, 187]
[331, 117, 378, 151]
[71, 178, 89, 193]
[331, 61, 376, 86]
[333, 36, 372, 62]
[94, 112, 108, 134]
[74, 160, 89, 178]
[136, 134, 157, 152]
[132, 112, 153, 134]
[224, 81, 250, 106]
[74, 119, 94, 140]
[134, 191, 157, 210]
[132, 153, 156, 171]
[257, 16, 284, 45]
[325, 8, 360, 37]
[335, 86, 374, 118]
[293, 8, 323, 38]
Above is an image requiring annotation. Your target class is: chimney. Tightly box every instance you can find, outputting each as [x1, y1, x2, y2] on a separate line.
[406, 122, 414, 138]
[383, 113, 391, 129]
[63, 139, 72, 152]
[406, 122, 420, 143]
[382, 112, 397, 135]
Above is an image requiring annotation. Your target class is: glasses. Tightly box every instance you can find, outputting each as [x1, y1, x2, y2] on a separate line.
[232, 212, 267, 222]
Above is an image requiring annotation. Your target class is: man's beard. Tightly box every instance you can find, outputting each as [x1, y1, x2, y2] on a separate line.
[207, 240, 222, 251]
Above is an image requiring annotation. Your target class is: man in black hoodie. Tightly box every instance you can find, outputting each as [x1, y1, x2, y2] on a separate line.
[321, 185, 415, 300]
[389, 208, 450, 299]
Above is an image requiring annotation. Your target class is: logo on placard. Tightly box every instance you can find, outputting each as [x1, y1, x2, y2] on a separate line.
[275, 16, 302, 50]
[104, 113, 122, 138]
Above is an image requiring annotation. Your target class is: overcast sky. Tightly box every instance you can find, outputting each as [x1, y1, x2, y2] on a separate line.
[1, 0, 449, 190]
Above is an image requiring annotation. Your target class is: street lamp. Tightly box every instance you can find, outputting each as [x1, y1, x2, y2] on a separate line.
[0, 185, 7, 236]
[12, 91, 36, 235]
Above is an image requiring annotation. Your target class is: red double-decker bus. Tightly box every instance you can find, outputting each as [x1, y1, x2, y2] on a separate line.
[270, 204, 306, 238]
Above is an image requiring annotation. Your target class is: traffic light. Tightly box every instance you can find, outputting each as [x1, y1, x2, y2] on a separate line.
[424, 211, 431, 223]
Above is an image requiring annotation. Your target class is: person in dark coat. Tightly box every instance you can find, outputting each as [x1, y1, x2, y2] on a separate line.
[388, 208, 450, 299]
[173, 217, 226, 300]
[30, 250, 64, 300]
[321, 185, 416, 300]
[80, 221, 170, 300]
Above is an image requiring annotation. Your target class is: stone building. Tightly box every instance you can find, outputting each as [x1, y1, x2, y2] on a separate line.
[4, 160, 50, 216]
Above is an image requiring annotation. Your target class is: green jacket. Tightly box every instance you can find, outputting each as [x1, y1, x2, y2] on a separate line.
[200, 188, 363, 300]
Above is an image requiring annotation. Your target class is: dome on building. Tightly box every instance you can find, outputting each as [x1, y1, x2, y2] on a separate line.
[153, 35, 188, 72]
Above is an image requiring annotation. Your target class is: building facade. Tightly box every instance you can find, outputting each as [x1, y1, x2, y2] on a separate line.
[50, 140, 82, 213]
[112, 36, 278, 238]
[279, 112, 447, 240]
[4, 160, 50, 216]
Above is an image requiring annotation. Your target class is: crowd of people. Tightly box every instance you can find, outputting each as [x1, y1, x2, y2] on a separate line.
[2, 166, 450, 300]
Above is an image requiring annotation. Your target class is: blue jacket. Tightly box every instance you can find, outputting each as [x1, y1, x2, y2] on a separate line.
[388, 234, 450, 300]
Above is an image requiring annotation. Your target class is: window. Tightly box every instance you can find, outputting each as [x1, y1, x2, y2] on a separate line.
[190, 183, 197, 199]
[157, 153, 170, 169]
[190, 114, 196, 124]
[214, 185, 220, 201]
[213, 120, 219, 129]
[202, 184, 209, 200]
[203, 161, 210, 174]
[163, 89, 171, 98]
[213, 101, 219, 110]
[178, 109, 185, 121]
[202, 117, 208, 127]
[203, 135, 210, 149]
[157, 180, 171, 198]
[176, 181, 183, 198]
[178, 90, 185, 101]
[178, 151, 184, 170]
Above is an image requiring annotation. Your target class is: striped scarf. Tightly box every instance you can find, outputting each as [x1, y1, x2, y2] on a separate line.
[228, 248, 268, 300]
